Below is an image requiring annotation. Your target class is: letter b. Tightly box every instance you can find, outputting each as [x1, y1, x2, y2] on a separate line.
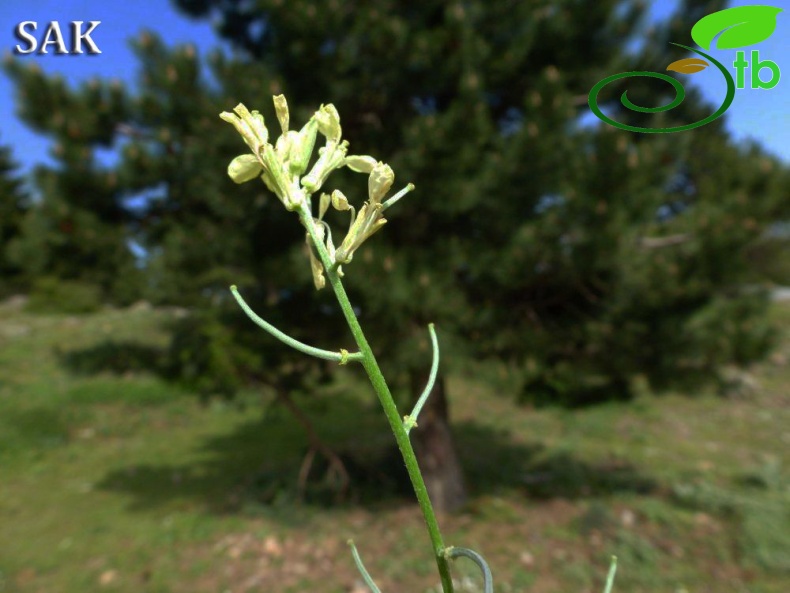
[750, 50, 780, 90]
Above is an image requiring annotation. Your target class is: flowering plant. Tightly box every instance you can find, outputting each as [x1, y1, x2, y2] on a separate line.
[220, 95, 617, 592]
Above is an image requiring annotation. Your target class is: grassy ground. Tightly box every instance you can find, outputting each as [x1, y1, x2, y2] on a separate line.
[0, 297, 788, 593]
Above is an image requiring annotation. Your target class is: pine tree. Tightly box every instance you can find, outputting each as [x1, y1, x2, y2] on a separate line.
[184, 0, 789, 498]
[2, 62, 144, 307]
[167, 0, 790, 507]
[0, 138, 30, 297]
[114, 33, 349, 405]
[6, 0, 788, 511]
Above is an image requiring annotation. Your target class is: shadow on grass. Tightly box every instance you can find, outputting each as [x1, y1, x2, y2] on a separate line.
[56, 340, 166, 376]
[60, 339, 655, 514]
[0, 406, 70, 455]
[94, 390, 416, 518]
[94, 393, 656, 520]
[456, 420, 656, 500]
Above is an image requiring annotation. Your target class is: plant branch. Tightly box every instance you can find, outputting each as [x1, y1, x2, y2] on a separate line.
[274, 384, 350, 501]
[638, 233, 692, 249]
[444, 547, 493, 593]
[230, 284, 364, 364]
[404, 323, 440, 434]
[347, 539, 382, 593]
[299, 201, 455, 593]
[604, 556, 618, 593]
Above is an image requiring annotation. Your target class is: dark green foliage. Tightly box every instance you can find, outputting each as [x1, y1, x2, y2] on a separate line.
[161, 310, 261, 398]
[26, 276, 103, 314]
[745, 236, 790, 286]
[2, 62, 143, 306]
[170, 0, 787, 404]
[0, 139, 31, 297]
[5, 0, 789, 405]
[57, 339, 164, 376]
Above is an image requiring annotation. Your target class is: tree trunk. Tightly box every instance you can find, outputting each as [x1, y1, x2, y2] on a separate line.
[409, 371, 467, 513]
[274, 380, 349, 502]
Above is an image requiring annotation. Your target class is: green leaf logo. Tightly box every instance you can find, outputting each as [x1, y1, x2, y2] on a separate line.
[691, 5, 783, 50]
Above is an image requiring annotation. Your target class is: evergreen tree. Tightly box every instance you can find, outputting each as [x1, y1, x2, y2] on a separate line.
[116, 33, 349, 404]
[167, 0, 788, 405]
[2, 63, 144, 306]
[167, 0, 790, 506]
[6, 0, 788, 510]
[173, 0, 789, 502]
[0, 138, 30, 297]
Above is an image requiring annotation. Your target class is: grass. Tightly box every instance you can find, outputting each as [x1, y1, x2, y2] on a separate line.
[0, 297, 788, 592]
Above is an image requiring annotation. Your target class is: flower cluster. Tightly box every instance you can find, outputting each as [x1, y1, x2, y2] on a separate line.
[221, 95, 413, 289]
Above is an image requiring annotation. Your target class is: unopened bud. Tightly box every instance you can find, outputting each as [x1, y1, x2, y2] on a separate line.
[273, 94, 289, 135]
[318, 193, 331, 219]
[227, 154, 263, 184]
[289, 118, 318, 176]
[369, 162, 394, 204]
[331, 189, 351, 211]
[220, 103, 269, 151]
[315, 103, 342, 143]
[345, 155, 377, 173]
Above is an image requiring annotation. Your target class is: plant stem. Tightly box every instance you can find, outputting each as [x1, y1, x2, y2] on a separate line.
[299, 202, 455, 593]
[229, 285, 364, 363]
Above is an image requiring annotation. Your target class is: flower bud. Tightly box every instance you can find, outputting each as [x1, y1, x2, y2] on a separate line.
[249, 110, 268, 146]
[273, 94, 289, 135]
[227, 154, 263, 184]
[220, 110, 254, 148]
[315, 103, 341, 143]
[345, 155, 377, 173]
[220, 103, 269, 152]
[368, 162, 394, 204]
[289, 118, 318, 176]
[318, 192, 331, 219]
[275, 132, 293, 162]
[331, 189, 350, 211]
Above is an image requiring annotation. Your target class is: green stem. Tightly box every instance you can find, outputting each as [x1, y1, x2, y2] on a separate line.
[229, 284, 363, 364]
[603, 556, 618, 593]
[444, 547, 493, 593]
[405, 323, 439, 435]
[299, 201, 455, 593]
[347, 539, 382, 593]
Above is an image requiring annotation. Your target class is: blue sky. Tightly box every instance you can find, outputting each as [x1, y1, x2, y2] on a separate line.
[658, 0, 788, 161]
[0, 1, 225, 178]
[0, 0, 788, 185]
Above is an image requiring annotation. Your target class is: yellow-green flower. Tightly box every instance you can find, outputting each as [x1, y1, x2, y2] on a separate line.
[220, 101, 307, 210]
[220, 95, 414, 288]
